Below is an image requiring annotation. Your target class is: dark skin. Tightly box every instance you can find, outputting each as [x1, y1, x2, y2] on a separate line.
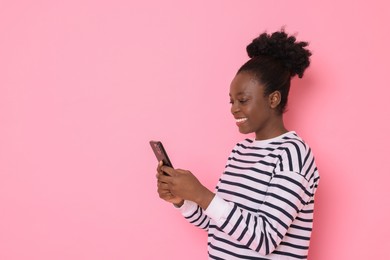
[156, 161, 213, 208]
[156, 71, 288, 209]
[229, 72, 287, 140]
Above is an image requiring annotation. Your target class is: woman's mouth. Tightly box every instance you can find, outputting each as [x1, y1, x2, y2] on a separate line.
[235, 117, 248, 126]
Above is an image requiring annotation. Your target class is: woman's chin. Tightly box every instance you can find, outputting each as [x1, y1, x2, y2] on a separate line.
[238, 128, 252, 135]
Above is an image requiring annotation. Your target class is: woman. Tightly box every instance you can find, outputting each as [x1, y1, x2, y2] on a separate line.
[156, 30, 320, 259]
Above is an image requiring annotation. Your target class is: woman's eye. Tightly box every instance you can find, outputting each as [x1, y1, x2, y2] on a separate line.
[230, 99, 248, 105]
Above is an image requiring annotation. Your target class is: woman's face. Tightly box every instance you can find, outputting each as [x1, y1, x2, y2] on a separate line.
[229, 72, 281, 140]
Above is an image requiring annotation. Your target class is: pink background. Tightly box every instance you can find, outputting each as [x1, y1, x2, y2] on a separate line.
[1, 0, 389, 259]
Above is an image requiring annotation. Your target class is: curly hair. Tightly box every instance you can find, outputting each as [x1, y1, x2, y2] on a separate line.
[237, 29, 312, 114]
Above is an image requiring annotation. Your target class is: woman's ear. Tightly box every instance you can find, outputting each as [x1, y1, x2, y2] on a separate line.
[268, 91, 281, 109]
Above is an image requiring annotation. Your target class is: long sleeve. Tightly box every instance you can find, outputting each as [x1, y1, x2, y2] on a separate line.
[205, 133, 319, 259]
[176, 132, 319, 259]
[178, 200, 210, 231]
[205, 170, 315, 256]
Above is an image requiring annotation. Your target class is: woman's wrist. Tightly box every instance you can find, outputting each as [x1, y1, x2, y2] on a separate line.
[195, 187, 215, 210]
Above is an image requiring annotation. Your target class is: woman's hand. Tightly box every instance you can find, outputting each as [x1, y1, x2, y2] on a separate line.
[156, 161, 184, 207]
[157, 163, 214, 210]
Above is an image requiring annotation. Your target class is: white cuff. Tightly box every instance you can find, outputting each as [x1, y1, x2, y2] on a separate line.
[205, 195, 230, 223]
[177, 200, 198, 217]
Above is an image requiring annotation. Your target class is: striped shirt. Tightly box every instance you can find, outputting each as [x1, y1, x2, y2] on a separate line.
[179, 131, 320, 259]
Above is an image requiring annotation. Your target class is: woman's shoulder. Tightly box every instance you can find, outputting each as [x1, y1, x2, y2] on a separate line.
[278, 132, 308, 149]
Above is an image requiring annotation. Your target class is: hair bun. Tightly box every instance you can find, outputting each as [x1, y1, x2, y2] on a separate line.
[246, 30, 312, 78]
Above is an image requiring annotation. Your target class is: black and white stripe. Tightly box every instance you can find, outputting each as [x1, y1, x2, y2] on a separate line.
[182, 132, 320, 259]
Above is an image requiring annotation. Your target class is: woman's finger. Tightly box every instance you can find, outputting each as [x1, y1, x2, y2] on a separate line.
[160, 165, 175, 176]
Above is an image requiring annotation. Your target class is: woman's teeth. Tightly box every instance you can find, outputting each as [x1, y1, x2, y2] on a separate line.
[236, 118, 247, 123]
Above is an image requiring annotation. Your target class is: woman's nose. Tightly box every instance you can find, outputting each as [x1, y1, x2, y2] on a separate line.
[231, 102, 240, 115]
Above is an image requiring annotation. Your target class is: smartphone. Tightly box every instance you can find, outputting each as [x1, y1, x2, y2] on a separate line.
[149, 140, 173, 168]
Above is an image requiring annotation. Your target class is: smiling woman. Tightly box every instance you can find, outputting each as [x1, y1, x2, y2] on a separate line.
[156, 29, 319, 259]
[230, 73, 283, 140]
[230, 30, 311, 141]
